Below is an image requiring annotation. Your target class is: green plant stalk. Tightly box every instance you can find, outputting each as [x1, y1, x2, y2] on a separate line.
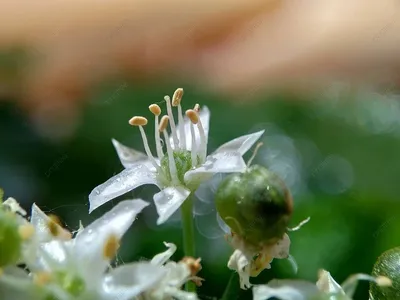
[181, 193, 196, 292]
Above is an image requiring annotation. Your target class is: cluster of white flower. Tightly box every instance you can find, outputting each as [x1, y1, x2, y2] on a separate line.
[0, 89, 392, 300]
[0, 195, 201, 300]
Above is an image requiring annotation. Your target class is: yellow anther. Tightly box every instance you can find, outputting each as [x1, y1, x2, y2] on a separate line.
[159, 115, 169, 132]
[376, 276, 392, 287]
[149, 104, 161, 116]
[194, 104, 200, 112]
[185, 109, 199, 124]
[129, 116, 148, 126]
[48, 214, 62, 237]
[34, 272, 52, 286]
[172, 88, 184, 106]
[181, 256, 202, 276]
[18, 224, 35, 240]
[103, 234, 120, 260]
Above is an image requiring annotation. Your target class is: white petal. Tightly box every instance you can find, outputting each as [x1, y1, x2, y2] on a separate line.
[3, 197, 26, 216]
[163, 261, 192, 287]
[214, 130, 265, 156]
[271, 234, 291, 259]
[74, 199, 149, 280]
[153, 186, 190, 225]
[102, 262, 166, 300]
[228, 249, 252, 290]
[184, 152, 246, 187]
[151, 242, 177, 266]
[0, 269, 46, 300]
[253, 280, 320, 300]
[34, 240, 72, 271]
[316, 270, 345, 295]
[89, 164, 159, 213]
[30, 203, 71, 242]
[173, 106, 210, 150]
[111, 139, 154, 169]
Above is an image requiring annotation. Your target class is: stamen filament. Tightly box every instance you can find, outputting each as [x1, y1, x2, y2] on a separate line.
[177, 105, 187, 150]
[189, 122, 198, 166]
[163, 130, 179, 184]
[154, 115, 164, 159]
[165, 96, 180, 149]
[196, 119, 207, 163]
[138, 126, 161, 171]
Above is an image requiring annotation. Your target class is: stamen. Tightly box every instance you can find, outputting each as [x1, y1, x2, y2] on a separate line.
[195, 113, 207, 163]
[194, 103, 200, 112]
[341, 273, 392, 298]
[186, 110, 198, 166]
[164, 96, 180, 149]
[129, 116, 148, 126]
[149, 104, 164, 159]
[160, 116, 179, 184]
[247, 142, 263, 167]
[33, 272, 52, 286]
[47, 214, 62, 237]
[172, 89, 186, 150]
[172, 88, 184, 107]
[103, 234, 120, 260]
[181, 256, 202, 276]
[287, 217, 310, 231]
[186, 109, 199, 124]
[18, 224, 35, 240]
[129, 116, 160, 171]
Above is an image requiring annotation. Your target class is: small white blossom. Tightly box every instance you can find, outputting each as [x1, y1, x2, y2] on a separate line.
[227, 218, 310, 290]
[252, 269, 392, 300]
[89, 88, 264, 224]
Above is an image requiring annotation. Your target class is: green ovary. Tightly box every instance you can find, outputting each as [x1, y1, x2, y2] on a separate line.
[54, 271, 86, 297]
[0, 208, 22, 267]
[161, 150, 193, 184]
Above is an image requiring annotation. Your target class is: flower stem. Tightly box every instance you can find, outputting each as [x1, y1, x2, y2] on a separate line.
[221, 272, 239, 300]
[181, 192, 196, 292]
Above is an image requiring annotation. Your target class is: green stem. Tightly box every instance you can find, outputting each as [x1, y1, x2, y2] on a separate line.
[221, 272, 239, 300]
[181, 193, 196, 292]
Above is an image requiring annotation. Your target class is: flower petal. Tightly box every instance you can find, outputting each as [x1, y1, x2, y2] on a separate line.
[213, 130, 265, 156]
[173, 106, 210, 151]
[3, 197, 26, 216]
[184, 152, 246, 187]
[102, 262, 166, 300]
[253, 280, 320, 300]
[151, 242, 177, 266]
[30, 203, 71, 242]
[153, 187, 190, 225]
[316, 270, 345, 295]
[228, 249, 252, 290]
[89, 164, 159, 213]
[74, 199, 149, 280]
[111, 139, 154, 169]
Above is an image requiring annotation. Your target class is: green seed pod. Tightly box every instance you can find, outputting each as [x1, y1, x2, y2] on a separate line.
[370, 247, 400, 300]
[0, 208, 22, 266]
[215, 164, 293, 246]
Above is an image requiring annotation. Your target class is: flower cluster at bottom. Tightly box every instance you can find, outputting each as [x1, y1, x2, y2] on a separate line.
[0, 195, 201, 300]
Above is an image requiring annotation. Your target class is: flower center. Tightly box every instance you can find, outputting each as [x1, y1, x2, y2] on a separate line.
[54, 271, 86, 297]
[128, 88, 208, 186]
[161, 150, 193, 184]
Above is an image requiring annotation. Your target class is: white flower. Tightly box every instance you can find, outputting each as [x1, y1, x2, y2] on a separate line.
[252, 269, 392, 300]
[24, 199, 153, 300]
[227, 218, 310, 290]
[89, 88, 264, 224]
[228, 233, 292, 290]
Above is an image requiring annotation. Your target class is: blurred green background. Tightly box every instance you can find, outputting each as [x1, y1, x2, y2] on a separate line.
[1, 81, 400, 300]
